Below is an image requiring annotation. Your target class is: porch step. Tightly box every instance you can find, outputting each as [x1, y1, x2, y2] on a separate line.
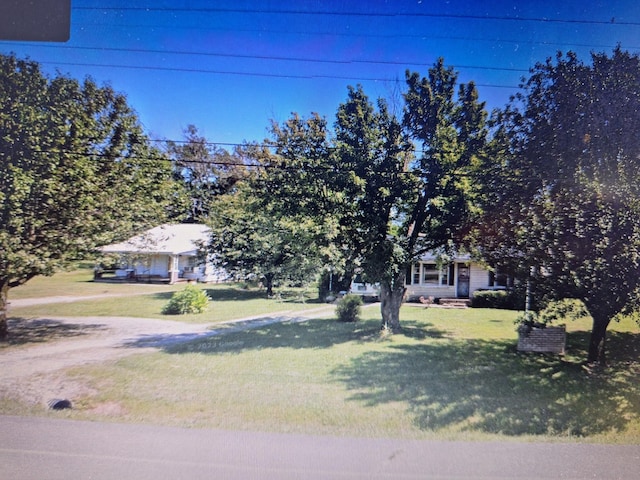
[436, 298, 470, 308]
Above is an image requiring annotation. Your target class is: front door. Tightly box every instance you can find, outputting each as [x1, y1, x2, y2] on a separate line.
[457, 264, 470, 298]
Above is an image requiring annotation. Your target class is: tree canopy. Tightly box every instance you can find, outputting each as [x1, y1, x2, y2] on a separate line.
[207, 182, 334, 296]
[0, 53, 183, 339]
[477, 47, 640, 363]
[244, 59, 489, 330]
[166, 124, 247, 223]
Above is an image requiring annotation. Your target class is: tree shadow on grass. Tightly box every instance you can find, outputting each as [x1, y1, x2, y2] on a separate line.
[150, 286, 318, 303]
[3, 317, 108, 346]
[332, 330, 640, 438]
[149, 310, 639, 438]
[160, 318, 447, 354]
[150, 287, 268, 302]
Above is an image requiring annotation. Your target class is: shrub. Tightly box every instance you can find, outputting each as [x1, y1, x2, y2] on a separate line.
[516, 298, 590, 329]
[470, 289, 520, 309]
[336, 294, 363, 322]
[538, 298, 590, 323]
[162, 285, 210, 315]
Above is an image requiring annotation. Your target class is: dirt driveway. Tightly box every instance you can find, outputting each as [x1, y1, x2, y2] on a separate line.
[0, 314, 213, 406]
[0, 299, 336, 408]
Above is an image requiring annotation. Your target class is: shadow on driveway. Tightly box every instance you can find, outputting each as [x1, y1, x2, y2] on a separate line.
[3, 318, 108, 346]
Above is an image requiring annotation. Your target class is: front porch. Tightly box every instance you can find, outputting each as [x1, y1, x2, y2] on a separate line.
[405, 260, 492, 301]
[408, 296, 470, 308]
[93, 269, 187, 284]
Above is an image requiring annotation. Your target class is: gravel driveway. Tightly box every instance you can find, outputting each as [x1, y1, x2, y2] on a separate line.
[1, 297, 336, 408]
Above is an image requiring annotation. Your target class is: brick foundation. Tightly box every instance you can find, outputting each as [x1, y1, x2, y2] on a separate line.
[517, 325, 566, 354]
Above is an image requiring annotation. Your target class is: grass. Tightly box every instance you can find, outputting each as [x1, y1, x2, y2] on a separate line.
[11, 287, 321, 324]
[55, 307, 640, 442]
[9, 268, 321, 324]
[5, 268, 640, 442]
[9, 267, 183, 299]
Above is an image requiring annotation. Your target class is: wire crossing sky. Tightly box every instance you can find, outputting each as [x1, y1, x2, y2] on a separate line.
[2, 0, 639, 146]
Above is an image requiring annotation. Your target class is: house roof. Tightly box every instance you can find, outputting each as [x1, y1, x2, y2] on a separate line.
[418, 252, 472, 263]
[100, 224, 211, 256]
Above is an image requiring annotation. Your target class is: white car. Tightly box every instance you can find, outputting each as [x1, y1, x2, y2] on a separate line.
[349, 275, 380, 301]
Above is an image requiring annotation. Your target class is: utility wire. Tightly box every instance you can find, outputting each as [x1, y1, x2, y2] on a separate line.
[39, 60, 397, 81]
[27, 147, 488, 180]
[68, 23, 640, 52]
[71, 6, 640, 27]
[3, 9, 635, 85]
[0, 42, 530, 73]
[37, 59, 519, 89]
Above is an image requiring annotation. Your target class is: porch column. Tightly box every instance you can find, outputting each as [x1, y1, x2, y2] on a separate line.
[168, 255, 179, 284]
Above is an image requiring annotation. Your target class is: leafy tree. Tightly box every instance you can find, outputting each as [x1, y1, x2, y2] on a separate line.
[477, 48, 640, 364]
[250, 59, 488, 330]
[0, 54, 182, 339]
[332, 85, 414, 330]
[332, 65, 488, 331]
[207, 184, 333, 297]
[243, 113, 350, 293]
[166, 124, 247, 222]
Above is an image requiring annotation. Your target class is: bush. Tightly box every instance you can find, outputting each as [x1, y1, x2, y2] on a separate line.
[516, 298, 590, 329]
[336, 294, 363, 322]
[470, 289, 521, 309]
[162, 285, 210, 315]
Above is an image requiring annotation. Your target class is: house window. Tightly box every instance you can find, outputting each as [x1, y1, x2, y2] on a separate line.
[422, 263, 440, 284]
[409, 262, 454, 286]
[441, 265, 449, 286]
[488, 270, 513, 287]
[412, 263, 421, 284]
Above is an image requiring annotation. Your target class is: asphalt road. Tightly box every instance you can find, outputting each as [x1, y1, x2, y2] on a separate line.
[2, 415, 638, 480]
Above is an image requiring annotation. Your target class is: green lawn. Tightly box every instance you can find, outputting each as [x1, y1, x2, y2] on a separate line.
[5, 268, 640, 442]
[60, 307, 640, 442]
[9, 267, 183, 299]
[11, 286, 321, 324]
[9, 268, 320, 323]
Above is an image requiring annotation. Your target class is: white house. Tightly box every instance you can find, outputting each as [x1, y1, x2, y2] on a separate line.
[98, 224, 226, 284]
[405, 253, 500, 301]
[351, 252, 510, 301]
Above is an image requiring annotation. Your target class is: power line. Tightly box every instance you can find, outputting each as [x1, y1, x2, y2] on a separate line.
[23, 145, 501, 186]
[0, 42, 530, 73]
[72, 6, 640, 27]
[73, 22, 640, 51]
[38, 60, 520, 89]
[40, 60, 390, 81]
[21, 146, 600, 184]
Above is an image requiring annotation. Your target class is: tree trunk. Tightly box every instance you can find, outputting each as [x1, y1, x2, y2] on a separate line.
[380, 277, 406, 333]
[263, 274, 275, 297]
[0, 279, 9, 341]
[587, 314, 610, 365]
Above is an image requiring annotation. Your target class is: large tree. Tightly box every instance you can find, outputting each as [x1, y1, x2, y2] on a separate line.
[166, 125, 247, 223]
[477, 48, 640, 364]
[0, 54, 181, 339]
[207, 183, 333, 297]
[332, 85, 414, 329]
[251, 59, 488, 330]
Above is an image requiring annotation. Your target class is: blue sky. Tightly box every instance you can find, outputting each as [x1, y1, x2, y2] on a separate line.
[2, 1, 640, 147]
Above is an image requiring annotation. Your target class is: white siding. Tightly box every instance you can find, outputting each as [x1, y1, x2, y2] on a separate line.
[406, 261, 492, 299]
[406, 285, 457, 300]
[469, 264, 491, 293]
[133, 254, 170, 277]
